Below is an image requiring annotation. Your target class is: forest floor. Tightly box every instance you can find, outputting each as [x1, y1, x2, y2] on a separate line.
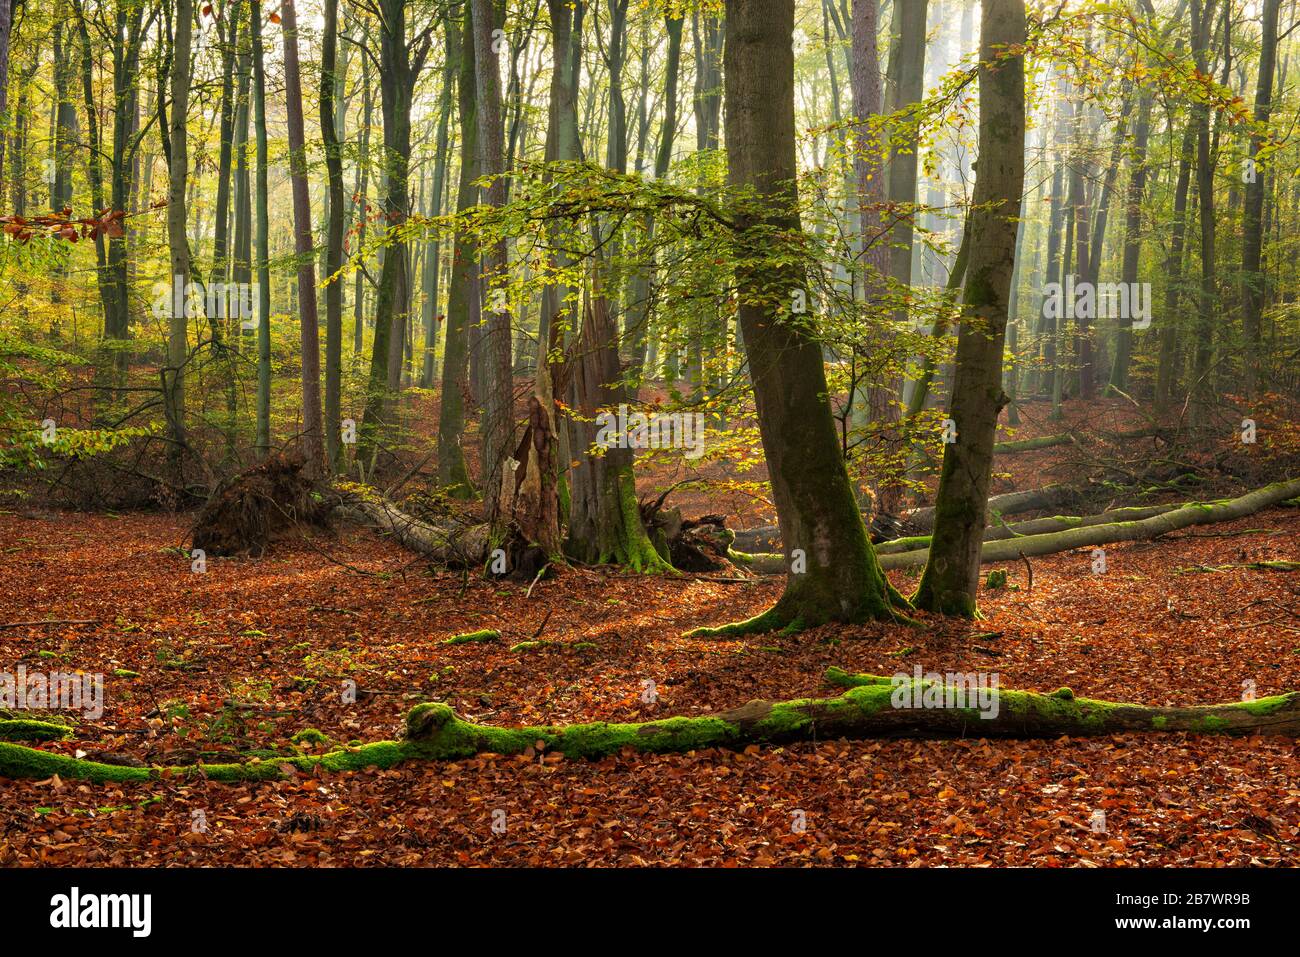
[1, 397, 1299, 866]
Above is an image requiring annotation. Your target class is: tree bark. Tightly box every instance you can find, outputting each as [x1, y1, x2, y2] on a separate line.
[321, 0, 347, 470]
[1241, 0, 1279, 397]
[911, 0, 1026, 618]
[280, 0, 325, 476]
[470, 0, 515, 527]
[436, 5, 478, 495]
[692, 0, 907, 638]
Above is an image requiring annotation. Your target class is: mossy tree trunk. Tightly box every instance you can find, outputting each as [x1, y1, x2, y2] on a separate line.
[692, 0, 907, 639]
[911, 0, 1026, 618]
[565, 271, 669, 572]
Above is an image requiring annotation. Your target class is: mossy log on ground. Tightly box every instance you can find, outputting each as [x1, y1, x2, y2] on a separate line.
[992, 433, 1075, 454]
[4, 667, 1299, 783]
[878, 479, 1300, 570]
[903, 483, 1083, 533]
[443, 629, 501, 645]
[734, 484, 1092, 553]
[0, 719, 72, 742]
[874, 503, 1182, 555]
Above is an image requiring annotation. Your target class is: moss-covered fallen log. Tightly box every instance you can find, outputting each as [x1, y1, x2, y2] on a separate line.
[878, 478, 1300, 570]
[4, 666, 1299, 783]
[730, 484, 1083, 552]
[874, 503, 1182, 555]
[992, 433, 1075, 454]
[903, 483, 1082, 533]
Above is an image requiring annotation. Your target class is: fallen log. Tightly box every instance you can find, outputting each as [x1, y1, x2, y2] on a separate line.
[903, 483, 1084, 533]
[732, 483, 1091, 556]
[874, 503, 1183, 555]
[4, 666, 1297, 782]
[339, 488, 492, 567]
[877, 478, 1300, 570]
[992, 433, 1075, 454]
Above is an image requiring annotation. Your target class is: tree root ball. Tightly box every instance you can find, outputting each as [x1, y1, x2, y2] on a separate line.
[189, 452, 334, 557]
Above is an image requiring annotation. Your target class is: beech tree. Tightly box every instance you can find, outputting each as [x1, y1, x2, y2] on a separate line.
[912, 0, 1026, 618]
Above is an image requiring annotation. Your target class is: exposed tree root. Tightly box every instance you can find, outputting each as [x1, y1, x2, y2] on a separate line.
[189, 451, 335, 557]
[4, 667, 1298, 783]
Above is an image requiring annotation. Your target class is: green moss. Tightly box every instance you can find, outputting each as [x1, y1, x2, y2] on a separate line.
[0, 719, 74, 742]
[1152, 715, 1168, 729]
[1236, 695, 1292, 716]
[685, 606, 790, 639]
[112, 668, 140, 679]
[291, 728, 330, 747]
[444, 629, 501, 645]
[985, 569, 1008, 590]
[0, 743, 152, 782]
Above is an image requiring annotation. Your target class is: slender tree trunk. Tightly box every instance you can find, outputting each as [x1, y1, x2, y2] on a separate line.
[470, 0, 515, 526]
[1109, 88, 1152, 391]
[1242, 0, 1279, 396]
[353, 43, 372, 357]
[1156, 120, 1195, 409]
[164, 0, 194, 479]
[1190, 0, 1219, 424]
[252, 0, 272, 457]
[280, 0, 325, 474]
[420, 13, 456, 390]
[321, 0, 346, 469]
[0, 0, 12, 189]
[887, 0, 927, 317]
[436, 5, 477, 494]
[911, 0, 1026, 618]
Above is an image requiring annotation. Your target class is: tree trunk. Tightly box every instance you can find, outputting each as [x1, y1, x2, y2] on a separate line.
[16, 667, 1300, 783]
[359, 0, 424, 462]
[164, 0, 193, 479]
[321, 0, 347, 470]
[420, 13, 456, 389]
[1109, 87, 1153, 391]
[911, 0, 1026, 618]
[691, 0, 907, 638]
[280, 0, 326, 475]
[436, 4, 478, 495]
[470, 0, 515, 527]
[252, 0, 272, 458]
[1189, 0, 1218, 423]
[1242, 0, 1279, 397]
